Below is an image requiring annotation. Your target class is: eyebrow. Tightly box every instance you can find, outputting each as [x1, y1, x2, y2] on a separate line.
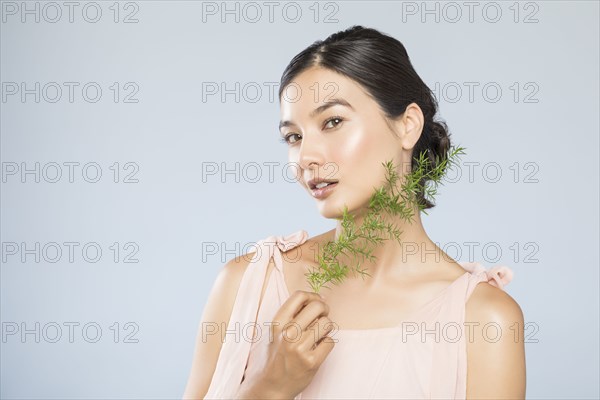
[279, 98, 354, 131]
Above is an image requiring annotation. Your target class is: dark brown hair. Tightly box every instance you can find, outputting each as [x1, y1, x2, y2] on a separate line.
[278, 25, 452, 210]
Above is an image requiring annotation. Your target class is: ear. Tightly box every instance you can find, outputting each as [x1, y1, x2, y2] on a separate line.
[392, 102, 424, 150]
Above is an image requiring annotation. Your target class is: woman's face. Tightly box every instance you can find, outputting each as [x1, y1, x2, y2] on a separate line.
[279, 66, 422, 219]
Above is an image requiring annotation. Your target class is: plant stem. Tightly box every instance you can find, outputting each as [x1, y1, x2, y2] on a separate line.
[305, 146, 466, 293]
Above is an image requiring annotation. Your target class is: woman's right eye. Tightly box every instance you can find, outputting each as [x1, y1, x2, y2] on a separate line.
[281, 133, 301, 144]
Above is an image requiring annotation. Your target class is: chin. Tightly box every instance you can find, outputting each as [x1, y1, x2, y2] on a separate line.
[314, 200, 343, 220]
[316, 199, 356, 220]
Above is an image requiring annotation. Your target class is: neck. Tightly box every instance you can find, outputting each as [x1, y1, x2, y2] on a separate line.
[328, 203, 445, 284]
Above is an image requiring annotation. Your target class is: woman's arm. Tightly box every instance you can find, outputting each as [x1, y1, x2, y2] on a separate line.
[465, 283, 527, 399]
[182, 253, 254, 400]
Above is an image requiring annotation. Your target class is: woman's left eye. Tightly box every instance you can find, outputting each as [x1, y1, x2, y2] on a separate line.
[324, 116, 344, 129]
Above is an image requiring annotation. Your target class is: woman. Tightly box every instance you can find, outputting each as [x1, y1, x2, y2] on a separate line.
[184, 25, 526, 399]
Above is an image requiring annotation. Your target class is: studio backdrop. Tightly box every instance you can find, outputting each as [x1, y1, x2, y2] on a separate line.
[1, 1, 598, 399]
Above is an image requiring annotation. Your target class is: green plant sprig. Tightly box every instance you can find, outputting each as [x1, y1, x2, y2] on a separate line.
[305, 146, 466, 293]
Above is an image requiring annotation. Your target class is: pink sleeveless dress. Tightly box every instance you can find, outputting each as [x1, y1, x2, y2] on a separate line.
[204, 230, 514, 399]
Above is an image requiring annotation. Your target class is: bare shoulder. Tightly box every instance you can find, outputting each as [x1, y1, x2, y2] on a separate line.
[219, 251, 257, 289]
[465, 281, 526, 399]
[182, 250, 263, 399]
[203, 251, 259, 320]
[466, 281, 524, 323]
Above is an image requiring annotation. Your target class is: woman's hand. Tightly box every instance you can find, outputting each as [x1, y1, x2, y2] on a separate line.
[240, 290, 336, 399]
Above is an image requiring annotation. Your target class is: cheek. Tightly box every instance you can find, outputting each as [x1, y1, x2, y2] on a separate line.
[332, 128, 378, 175]
[332, 129, 370, 161]
[334, 127, 396, 191]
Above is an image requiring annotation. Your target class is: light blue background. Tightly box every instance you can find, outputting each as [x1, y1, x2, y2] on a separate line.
[1, 1, 598, 398]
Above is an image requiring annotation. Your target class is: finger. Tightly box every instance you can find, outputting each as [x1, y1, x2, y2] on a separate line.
[273, 290, 325, 328]
[299, 317, 335, 352]
[311, 334, 336, 364]
[288, 299, 329, 333]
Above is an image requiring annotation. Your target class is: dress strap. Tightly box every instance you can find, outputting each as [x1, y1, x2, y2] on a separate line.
[458, 261, 514, 299]
[204, 230, 308, 399]
[430, 261, 514, 398]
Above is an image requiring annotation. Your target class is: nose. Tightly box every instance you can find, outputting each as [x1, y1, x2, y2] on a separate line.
[296, 133, 326, 172]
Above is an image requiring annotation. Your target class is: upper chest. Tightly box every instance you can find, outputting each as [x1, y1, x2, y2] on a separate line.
[275, 249, 467, 330]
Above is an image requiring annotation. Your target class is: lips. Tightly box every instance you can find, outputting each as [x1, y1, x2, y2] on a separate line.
[314, 181, 335, 189]
[310, 181, 338, 199]
[307, 178, 339, 190]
